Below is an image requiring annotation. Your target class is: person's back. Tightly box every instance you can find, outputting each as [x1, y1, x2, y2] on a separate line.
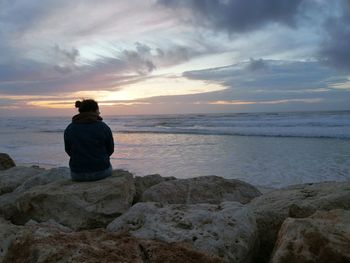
[64, 99, 114, 181]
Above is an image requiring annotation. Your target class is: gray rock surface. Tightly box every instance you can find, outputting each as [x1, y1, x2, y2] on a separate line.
[249, 181, 350, 263]
[1, 221, 222, 263]
[2, 169, 135, 230]
[134, 174, 176, 203]
[107, 201, 258, 263]
[14, 167, 70, 193]
[0, 153, 16, 170]
[271, 209, 350, 263]
[0, 218, 22, 262]
[0, 166, 44, 195]
[1, 167, 70, 220]
[142, 175, 261, 205]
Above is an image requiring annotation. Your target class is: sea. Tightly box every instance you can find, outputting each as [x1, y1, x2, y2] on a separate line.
[1, 111, 350, 188]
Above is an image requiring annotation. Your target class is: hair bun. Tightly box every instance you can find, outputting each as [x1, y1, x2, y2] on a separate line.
[75, 100, 82, 108]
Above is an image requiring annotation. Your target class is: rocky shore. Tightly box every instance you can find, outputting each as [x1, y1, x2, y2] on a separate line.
[0, 154, 349, 262]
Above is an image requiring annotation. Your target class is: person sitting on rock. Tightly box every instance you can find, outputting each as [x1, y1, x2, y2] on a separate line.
[64, 99, 114, 181]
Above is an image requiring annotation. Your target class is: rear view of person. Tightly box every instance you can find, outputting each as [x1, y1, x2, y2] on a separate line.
[64, 99, 114, 181]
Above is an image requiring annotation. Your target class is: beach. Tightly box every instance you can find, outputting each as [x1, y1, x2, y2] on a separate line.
[1, 110, 350, 262]
[1, 111, 350, 188]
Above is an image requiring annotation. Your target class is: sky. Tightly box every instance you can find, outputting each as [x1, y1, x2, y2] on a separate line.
[0, 0, 350, 116]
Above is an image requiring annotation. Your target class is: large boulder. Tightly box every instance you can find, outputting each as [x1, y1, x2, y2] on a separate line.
[0, 166, 44, 195]
[134, 174, 176, 203]
[0, 153, 15, 170]
[0, 167, 70, 219]
[107, 201, 258, 263]
[141, 176, 261, 205]
[3, 170, 136, 230]
[14, 167, 70, 193]
[249, 181, 350, 263]
[270, 209, 350, 263]
[2, 222, 222, 263]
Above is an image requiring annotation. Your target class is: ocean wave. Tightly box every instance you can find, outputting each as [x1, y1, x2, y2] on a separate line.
[115, 129, 350, 139]
[40, 129, 65, 133]
[3, 111, 349, 139]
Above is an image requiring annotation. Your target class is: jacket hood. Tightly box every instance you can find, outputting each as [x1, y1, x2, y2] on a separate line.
[72, 112, 103, 124]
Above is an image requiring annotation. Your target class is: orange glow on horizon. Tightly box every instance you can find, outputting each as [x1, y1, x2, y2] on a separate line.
[2, 76, 226, 110]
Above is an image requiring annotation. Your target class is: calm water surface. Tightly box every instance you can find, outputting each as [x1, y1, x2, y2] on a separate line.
[1, 112, 349, 188]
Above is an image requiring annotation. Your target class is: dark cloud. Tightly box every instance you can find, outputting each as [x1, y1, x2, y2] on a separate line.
[246, 58, 268, 72]
[158, 0, 305, 33]
[0, 41, 197, 95]
[0, 0, 66, 36]
[181, 59, 350, 103]
[0, 60, 58, 82]
[134, 63, 350, 113]
[0, 55, 129, 95]
[122, 43, 156, 75]
[53, 45, 80, 74]
[122, 42, 200, 75]
[118, 42, 203, 76]
[155, 46, 193, 65]
[319, 0, 350, 71]
[54, 45, 79, 63]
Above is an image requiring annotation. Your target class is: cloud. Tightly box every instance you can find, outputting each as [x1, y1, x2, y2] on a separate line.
[0, 40, 200, 96]
[121, 42, 201, 75]
[54, 45, 79, 63]
[158, 0, 306, 33]
[0, 0, 349, 114]
[122, 43, 156, 75]
[155, 45, 197, 66]
[157, 0, 350, 73]
[319, 0, 350, 70]
[184, 59, 346, 92]
[0, 0, 65, 34]
[246, 58, 268, 72]
[52, 45, 80, 74]
[0, 55, 129, 95]
[173, 59, 350, 108]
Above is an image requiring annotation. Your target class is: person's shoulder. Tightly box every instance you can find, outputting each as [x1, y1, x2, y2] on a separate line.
[100, 121, 111, 128]
[64, 123, 76, 137]
[64, 123, 73, 131]
[99, 121, 112, 132]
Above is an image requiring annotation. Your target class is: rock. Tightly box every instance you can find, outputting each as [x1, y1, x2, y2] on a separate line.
[142, 175, 261, 205]
[2, 223, 222, 263]
[3, 169, 135, 230]
[0, 153, 15, 170]
[107, 201, 258, 263]
[0, 192, 21, 221]
[14, 167, 70, 193]
[270, 209, 350, 263]
[0, 166, 44, 195]
[25, 218, 73, 232]
[0, 167, 70, 220]
[134, 174, 176, 203]
[0, 217, 22, 262]
[249, 181, 350, 263]
[256, 185, 276, 194]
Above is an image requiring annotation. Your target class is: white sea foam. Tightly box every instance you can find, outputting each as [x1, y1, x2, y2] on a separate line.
[105, 111, 350, 139]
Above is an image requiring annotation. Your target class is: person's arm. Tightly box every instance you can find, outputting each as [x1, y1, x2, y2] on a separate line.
[105, 126, 114, 156]
[64, 128, 72, 156]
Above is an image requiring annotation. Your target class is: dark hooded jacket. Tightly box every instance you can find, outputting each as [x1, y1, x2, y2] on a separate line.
[64, 112, 114, 173]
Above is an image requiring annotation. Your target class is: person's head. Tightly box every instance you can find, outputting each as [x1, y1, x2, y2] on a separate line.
[75, 99, 100, 114]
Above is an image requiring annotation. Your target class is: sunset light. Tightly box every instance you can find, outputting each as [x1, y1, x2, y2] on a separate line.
[0, 0, 349, 115]
[1, 3, 350, 260]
